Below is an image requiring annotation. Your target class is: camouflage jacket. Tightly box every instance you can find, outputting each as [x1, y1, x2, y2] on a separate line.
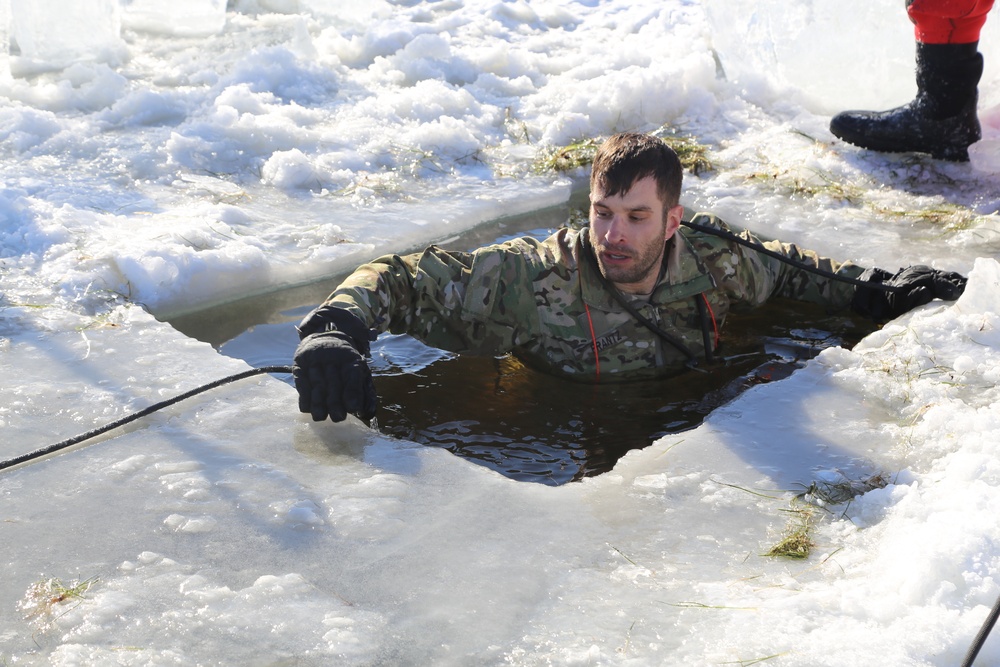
[321, 213, 865, 381]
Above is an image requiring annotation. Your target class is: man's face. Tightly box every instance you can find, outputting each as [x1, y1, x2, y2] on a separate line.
[588, 175, 683, 294]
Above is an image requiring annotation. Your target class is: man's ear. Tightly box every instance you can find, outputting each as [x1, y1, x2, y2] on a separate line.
[664, 204, 684, 240]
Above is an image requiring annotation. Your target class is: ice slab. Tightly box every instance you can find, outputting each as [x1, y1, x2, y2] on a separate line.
[122, 0, 227, 37]
[9, 0, 124, 69]
[704, 0, 1000, 114]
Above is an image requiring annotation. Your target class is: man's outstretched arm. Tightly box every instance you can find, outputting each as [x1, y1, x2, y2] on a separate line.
[291, 241, 537, 422]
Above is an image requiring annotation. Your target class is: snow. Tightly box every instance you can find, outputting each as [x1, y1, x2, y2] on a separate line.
[2, 0, 1000, 664]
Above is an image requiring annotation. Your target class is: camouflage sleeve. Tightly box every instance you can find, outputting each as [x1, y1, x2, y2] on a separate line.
[688, 213, 866, 312]
[321, 240, 543, 354]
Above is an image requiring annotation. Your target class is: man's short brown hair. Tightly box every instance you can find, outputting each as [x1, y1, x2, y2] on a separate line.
[590, 133, 683, 210]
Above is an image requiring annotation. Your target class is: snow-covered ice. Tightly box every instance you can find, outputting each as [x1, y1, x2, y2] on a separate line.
[3, 0, 1000, 664]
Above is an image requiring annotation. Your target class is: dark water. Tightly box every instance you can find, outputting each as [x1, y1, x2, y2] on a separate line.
[363, 301, 871, 485]
[170, 205, 876, 485]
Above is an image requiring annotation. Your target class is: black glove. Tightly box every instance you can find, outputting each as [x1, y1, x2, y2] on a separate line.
[852, 265, 967, 323]
[292, 306, 377, 422]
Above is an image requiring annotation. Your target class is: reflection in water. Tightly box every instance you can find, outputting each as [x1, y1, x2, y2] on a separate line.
[369, 300, 875, 485]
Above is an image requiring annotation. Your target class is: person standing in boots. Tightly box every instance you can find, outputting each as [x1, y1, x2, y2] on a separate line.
[830, 0, 993, 162]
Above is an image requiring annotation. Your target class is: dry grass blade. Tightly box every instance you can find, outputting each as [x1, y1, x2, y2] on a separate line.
[19, 576, 100, 625]
[533, 138, 602, 174]
[721, 653, 788, 666]
[764, 509, 815, 559]
[534, 132, 713, 175]
[654, 132, 714, 175]
[796, 472, 890, 505]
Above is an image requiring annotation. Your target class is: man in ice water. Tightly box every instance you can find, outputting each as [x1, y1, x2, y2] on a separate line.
[292, 132, 966, 422]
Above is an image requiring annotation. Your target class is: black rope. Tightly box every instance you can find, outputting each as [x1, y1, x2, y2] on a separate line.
[0, 365, 294, 472]
[680, 219, 903, 292]
[962, 593, 1000, 666]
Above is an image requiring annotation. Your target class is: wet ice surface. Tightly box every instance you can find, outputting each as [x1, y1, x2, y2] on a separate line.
[3, 0, 1000, 664]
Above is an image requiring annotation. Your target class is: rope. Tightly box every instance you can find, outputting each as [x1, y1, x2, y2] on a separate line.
[680, 219, 903, 292]
[962, 592, 1000, 666]
[0, 365, 294, 472]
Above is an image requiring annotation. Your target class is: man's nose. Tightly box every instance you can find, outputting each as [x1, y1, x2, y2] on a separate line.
[603, 215, 627, 243]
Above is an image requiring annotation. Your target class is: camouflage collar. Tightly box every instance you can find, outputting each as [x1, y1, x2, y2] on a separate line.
[657, 231, 718, 302]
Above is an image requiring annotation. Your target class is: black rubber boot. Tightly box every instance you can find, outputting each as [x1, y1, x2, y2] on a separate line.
[829, 42, 983, 162]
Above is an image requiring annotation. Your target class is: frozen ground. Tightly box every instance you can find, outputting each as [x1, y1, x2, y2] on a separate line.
[2, 0, 1000, 664]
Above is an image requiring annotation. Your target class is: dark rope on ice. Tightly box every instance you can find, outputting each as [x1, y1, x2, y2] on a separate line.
[962, 591, 1000, 667]
[0, 365, 295, 473]
[680, 219, 903, 292]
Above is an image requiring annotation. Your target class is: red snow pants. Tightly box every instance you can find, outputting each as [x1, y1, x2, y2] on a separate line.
[907, 0, 995, 43]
